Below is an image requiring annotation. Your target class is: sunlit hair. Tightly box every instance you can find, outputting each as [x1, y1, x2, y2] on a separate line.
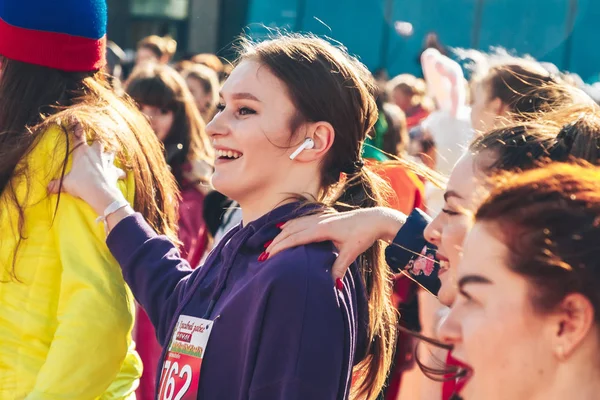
[190, 53, 226, 80]
[460, 49, 587, 119]
[137, 35, 177, 62]
[0, 57, 179, 278]
[477, 162, 600, 319]
[411, 104, 600, 384]
[386, 73, 431, 109]
[470, 103, 600, 172]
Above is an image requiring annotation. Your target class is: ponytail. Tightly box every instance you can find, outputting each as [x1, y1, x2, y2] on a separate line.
[328, 166, 398, 400]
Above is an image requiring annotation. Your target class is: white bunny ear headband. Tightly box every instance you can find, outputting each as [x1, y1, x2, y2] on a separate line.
[421, 49, 467, 117]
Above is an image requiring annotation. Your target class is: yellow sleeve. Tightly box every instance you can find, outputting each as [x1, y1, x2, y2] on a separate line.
[24, 126, 140, 399]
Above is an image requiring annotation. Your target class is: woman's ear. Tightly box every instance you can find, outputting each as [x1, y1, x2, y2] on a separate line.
[488, 97, 507, 117]
[290, 122, 335, 162]
[549, 293, 595, 361]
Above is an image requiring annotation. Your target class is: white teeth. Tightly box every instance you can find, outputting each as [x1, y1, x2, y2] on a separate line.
[216, 149, 242, 159]
[439, 260, 449, 270]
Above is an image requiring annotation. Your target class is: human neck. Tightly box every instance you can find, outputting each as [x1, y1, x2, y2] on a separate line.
[238, 174, 321, 226]
[530, 360, 600, 400]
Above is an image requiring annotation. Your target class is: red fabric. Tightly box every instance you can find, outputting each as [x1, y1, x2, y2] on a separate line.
[134, 308, 163, 400]
[176, 184, 209, 268]
[385, 276, 417, 400]
[135, 184, 208, 400]
[442, 352, 470, 400]
[0, 17, 106, 72]
[406, 105, 430, 130]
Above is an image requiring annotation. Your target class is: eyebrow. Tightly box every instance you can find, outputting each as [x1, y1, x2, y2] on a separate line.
[458, 274, 493, 290]
[220, 92, 261, 102]
[443, 190, 464, 202]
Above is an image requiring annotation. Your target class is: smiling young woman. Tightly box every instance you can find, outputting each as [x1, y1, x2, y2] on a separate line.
[49, 34, 398, 400]
[439, 163, 600, 400]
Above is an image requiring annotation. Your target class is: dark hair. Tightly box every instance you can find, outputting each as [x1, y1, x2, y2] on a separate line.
[238, 34, 397, 400]
[470, 104, 600, 172]
[479, 63, 579, 117]
[0, 57, 179, 277]
[126, 63, 214, 185]
[413, 104, 600, 384]
[476, 162, 600, 320]
[137, 35, 177, 61]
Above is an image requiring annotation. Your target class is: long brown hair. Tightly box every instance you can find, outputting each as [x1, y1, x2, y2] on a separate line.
[476, 162, 600, 320]
[238, 34, 397, 400]
[0, 57, 179, 276]
[126, 63, 214, 185]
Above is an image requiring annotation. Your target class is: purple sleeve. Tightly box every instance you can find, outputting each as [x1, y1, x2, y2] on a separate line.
[106, 213, 194, 344]
[248, 247, 348, 400]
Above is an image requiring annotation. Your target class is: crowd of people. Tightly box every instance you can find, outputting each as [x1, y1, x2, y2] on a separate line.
[1, 1, 600, 400]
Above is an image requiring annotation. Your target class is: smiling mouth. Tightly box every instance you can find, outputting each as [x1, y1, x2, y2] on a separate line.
[437, 255, 450, 275]
[215, 149, 243, 161]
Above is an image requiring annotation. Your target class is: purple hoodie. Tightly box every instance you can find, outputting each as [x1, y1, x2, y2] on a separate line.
[107, 202, 369, 399]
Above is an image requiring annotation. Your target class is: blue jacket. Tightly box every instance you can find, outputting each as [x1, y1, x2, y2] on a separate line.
[385, 208, 441, 296]
[107, 202, 368, 399]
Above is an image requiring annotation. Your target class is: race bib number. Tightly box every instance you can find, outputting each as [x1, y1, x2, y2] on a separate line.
[158, 315, 214, 400]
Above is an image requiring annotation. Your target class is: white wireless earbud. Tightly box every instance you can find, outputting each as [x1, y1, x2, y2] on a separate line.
[289, 138, 315, 160]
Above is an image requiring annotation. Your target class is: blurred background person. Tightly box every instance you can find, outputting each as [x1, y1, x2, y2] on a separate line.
[387, 74, 432, 130]
[136, 34, 177, 66]
[181, 63, 221, 123]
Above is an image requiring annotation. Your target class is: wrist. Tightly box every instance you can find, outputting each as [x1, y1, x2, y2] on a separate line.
[92, 187, 126, 216]
[105, 205, 135, 233]
[375, 207, 406, 243]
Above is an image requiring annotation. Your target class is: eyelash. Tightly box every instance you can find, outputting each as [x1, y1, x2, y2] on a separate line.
[442, 208, 460, 216]
[459, 289, 472, 300]
[216, 103, 256, 116]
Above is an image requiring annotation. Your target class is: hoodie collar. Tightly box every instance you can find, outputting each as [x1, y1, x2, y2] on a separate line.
[241, 201, 323, 251]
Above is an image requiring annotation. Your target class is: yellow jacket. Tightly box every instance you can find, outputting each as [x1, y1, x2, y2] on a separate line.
[0, 125, 142, 399]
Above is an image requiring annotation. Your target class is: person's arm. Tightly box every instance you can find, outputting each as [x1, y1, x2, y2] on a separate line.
[248, 247, 350, 399]
[266, 207, 405, 280]
[47, 127, 198, 345]
[106, 212, 198, 345]
[385, 208, 431, 273]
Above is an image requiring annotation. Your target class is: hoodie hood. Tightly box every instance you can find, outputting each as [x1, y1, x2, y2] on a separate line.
[241, 201, 323, 251]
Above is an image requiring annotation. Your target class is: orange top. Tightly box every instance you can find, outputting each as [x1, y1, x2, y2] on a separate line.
[368, 160, 425, 214]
